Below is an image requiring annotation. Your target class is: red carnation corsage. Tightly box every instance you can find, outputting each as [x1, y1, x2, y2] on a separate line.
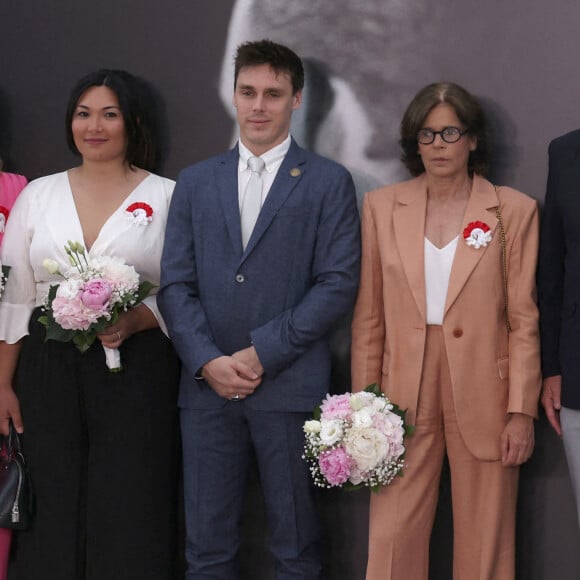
[0, 206, 9, 233]
[125, 202, 153, 226]
[463, 220, 492, 249]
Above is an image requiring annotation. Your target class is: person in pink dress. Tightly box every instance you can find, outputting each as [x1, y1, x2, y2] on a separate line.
[0, 160, 27, 580]
[0, 166, 27, 246]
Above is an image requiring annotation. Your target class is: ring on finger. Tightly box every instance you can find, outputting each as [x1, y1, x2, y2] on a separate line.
[230, 394, 241, 401]
[116, 331, 122, 341]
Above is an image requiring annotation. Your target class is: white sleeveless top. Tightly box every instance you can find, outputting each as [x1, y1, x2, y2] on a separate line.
[424, 236, 459, 325]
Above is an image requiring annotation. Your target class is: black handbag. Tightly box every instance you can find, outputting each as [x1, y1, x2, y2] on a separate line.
[0, 422, 32, 529]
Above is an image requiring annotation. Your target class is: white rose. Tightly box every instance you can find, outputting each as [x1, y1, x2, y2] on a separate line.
[352, 407, 374, 428]
[344, 426, 389, 473]
[319, 420, 343, 446]
[43, 259, 60, 275]
[303, 420, 322, 434]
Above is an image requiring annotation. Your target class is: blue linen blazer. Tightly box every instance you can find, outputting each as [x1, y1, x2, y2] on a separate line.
[158, 139, 361, 412]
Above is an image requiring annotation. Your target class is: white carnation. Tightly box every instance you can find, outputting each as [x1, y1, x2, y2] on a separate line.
[91, 256, 139, 292]
[56, 278, 82, 299]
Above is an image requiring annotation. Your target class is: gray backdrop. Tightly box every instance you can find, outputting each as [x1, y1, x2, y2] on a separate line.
[1, 1, 579, 578]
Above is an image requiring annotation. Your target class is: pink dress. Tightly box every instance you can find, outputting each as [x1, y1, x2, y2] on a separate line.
[0, 173, 27, 245]
[0, 171, 27, 580]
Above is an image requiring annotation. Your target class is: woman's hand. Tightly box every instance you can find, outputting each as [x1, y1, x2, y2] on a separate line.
[500, 413, 534, 466]
[0, 341, 24, 434]
[97, 304, 158, 348]
[0, 385, 23, 436]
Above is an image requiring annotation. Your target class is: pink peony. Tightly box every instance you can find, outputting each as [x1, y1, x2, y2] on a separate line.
[319, 446, 352, 486]
[320, 393, 353, 420]
[80, 278, 112, 310]
[52, 296, 98, 331]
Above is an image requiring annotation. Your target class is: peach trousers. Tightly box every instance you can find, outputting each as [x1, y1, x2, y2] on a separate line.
[365, 326, 519, 580]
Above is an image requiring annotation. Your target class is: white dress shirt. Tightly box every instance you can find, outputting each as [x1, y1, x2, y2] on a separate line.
[237, 135, 291, 209]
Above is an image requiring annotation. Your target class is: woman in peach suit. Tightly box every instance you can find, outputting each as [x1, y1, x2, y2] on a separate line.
[351, 83, 541, 580]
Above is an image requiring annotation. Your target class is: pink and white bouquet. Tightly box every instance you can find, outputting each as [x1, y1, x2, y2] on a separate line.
[38, 241, 154, 372]
[303, 384, 413, 492]
[0, 261, 9, 300]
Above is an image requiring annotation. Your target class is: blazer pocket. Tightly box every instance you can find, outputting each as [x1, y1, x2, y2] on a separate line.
[497, 356, 509, 380]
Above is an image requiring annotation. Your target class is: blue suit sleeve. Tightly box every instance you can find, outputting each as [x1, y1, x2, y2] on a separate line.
[157, 170, 223, 378]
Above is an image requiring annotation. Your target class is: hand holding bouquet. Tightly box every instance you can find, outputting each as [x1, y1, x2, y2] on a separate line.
[39, 241, 154, 372]
[303, 384, 413, 492]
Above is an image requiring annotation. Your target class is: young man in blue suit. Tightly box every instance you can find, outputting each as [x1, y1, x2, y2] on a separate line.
[538, 129, 580, 529]
[158, 40, 361, 579]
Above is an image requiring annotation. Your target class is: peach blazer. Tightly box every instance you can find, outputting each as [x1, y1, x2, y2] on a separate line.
[351, 173, 541, 460]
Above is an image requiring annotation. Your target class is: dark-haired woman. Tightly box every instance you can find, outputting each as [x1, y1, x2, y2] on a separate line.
[0, 70, 180, 579]
[351, 82, 541, 579]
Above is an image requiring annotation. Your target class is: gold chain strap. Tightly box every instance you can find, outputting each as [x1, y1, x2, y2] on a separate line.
[493, 186, 511, 333]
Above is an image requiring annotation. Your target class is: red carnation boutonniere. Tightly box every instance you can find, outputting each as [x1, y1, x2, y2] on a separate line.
[463, 220, 492, 249]
[125, 202, 153, 227]
[0, 206, 9, 233]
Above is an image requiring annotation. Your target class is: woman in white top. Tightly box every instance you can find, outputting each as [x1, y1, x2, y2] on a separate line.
[0, 70, 180, 579]
[351, 83, 541, 580]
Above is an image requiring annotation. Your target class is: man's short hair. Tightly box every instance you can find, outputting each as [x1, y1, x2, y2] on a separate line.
[234, 39, 304, 94]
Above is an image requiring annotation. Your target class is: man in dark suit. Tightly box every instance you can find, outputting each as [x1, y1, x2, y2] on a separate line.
[158, 40, 360, 579]
[538, 129, 580, 527]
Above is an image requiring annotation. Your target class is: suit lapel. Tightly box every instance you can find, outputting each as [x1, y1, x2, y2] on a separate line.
[216, 146, 244, 255]
[393, 176, 428, 321]
[444, 174, 499, 315]
[242, 139, 306, 258]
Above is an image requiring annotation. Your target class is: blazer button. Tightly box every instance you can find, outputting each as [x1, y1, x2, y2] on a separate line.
[235, 274, 245, 283]
[453, 328, 463, 338]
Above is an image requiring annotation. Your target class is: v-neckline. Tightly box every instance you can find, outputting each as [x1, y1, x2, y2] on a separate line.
[65, 171, 152, 251]
[425, 234, 459, 252]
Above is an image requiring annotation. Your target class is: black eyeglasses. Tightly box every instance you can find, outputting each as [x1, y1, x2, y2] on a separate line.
[417, 126, 468, 145]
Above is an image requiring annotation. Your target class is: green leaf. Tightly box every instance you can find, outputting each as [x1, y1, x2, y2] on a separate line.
[363, 383, 381, 396]
[44, 323, 75, 343]
[136, 280, 155, 302]
[312, 405, 322, 421]
[1, 265, 10, 279]
[72, 332, 96, 353]
[343, 482, 366, 492]
[45, 284, 58, 306]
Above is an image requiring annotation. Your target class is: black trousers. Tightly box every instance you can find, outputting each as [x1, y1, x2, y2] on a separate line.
[8, 310, 181, 580]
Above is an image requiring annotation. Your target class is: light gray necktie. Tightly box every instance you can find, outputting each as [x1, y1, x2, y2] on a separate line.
[240, 156, 266, 249]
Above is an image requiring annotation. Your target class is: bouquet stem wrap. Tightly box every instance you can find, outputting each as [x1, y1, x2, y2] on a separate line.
[103, 346, 122, 372]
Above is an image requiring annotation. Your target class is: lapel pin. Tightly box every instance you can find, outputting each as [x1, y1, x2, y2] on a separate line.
[290, 168, 301, 177]
[463, 220, 492, 249]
